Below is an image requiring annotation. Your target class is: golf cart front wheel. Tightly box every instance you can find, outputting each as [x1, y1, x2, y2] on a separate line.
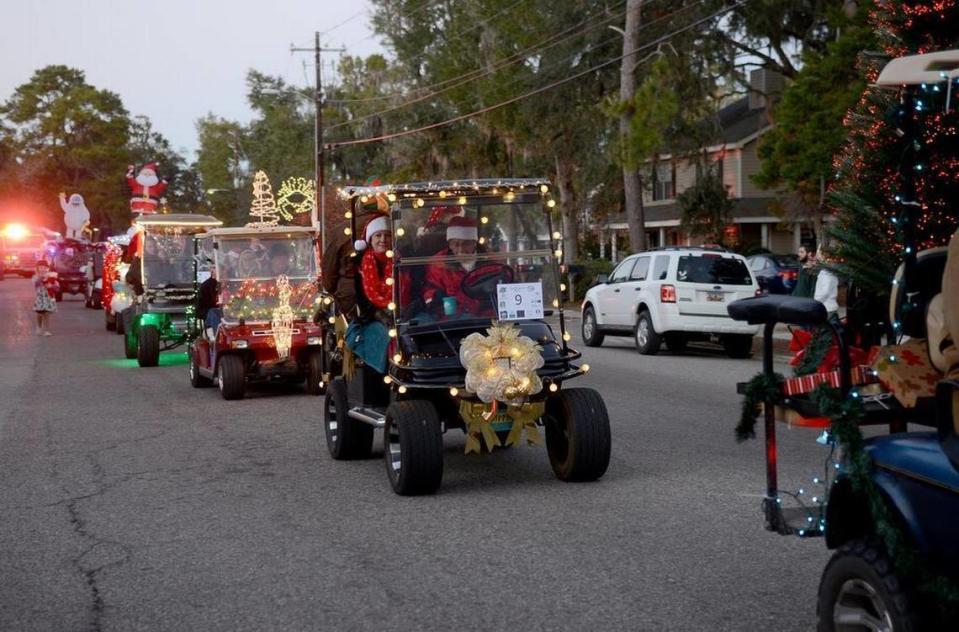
[218, 355, 246, 400]
[722, 334, 754, 359]
[817, 539, 918, 632]
[137, 325, 160, 367]
[324, 377, 373, 459]
[305, 350, 325, 396]
[384, 400, 443, 495]
[545, 388, 611, 482]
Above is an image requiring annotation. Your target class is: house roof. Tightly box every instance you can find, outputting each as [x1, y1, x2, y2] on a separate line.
[713, 96, 773, 145]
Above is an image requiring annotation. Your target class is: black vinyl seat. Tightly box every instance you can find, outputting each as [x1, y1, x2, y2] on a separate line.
[728, 295, 828, 327]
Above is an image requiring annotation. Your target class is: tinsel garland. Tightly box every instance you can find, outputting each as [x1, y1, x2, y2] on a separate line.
[813, 385, 959, 612]
[735, 372, 784, 442]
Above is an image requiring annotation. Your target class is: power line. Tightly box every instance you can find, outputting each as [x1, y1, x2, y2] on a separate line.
[327, 0, 753, 149]
[328, 0, 702, 138]
[329, 0, 630, 105]
[319, 9, 367, 36]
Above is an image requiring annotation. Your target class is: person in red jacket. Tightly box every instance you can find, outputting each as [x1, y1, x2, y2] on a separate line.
[423, 216, 486, 318]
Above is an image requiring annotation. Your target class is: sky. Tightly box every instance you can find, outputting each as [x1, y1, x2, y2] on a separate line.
[0, 0, 384, 159]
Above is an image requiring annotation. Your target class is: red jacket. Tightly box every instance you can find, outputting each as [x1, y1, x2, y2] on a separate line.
[423, 249, 482, 315]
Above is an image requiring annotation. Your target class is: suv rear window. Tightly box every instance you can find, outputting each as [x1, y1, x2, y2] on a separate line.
[676, 255, 752, 285]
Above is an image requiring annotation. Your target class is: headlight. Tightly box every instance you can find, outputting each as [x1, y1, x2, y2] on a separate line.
[307, 336, 322, 345]
[232, 340, 248, 349]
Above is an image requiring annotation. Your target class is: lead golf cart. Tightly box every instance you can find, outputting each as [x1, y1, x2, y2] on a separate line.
[121, 214, 222, 366]
[188, 225, 326, 400]
[322, 179, 611, 495]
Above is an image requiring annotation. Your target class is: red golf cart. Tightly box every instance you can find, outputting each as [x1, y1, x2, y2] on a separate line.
[189, 225, 325, 400]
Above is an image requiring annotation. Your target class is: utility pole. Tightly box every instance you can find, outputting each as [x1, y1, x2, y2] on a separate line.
[291, 32, 344, 254]
[620, 0, 646, 253]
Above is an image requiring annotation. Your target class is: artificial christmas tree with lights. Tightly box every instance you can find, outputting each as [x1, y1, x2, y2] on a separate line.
[827, 1, 959, 345]
[247, 170, 280, 228]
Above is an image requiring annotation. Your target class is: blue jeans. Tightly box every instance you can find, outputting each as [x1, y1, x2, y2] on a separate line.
[205, 308, 222, 331]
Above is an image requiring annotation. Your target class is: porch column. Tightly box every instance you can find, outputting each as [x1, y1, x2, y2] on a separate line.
[761, 223, 770, 249]
[599, 229, 606, 260]
[658, 227, 666, 247]
[611, 231, 618, 263]
[793, 224, 802, 252]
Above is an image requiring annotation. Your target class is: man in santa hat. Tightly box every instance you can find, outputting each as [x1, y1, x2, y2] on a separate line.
[126, 163, 168, 214]
[423, 216, 487, 318]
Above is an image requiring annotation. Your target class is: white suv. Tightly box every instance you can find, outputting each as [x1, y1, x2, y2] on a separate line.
[580, 247, 761, 357]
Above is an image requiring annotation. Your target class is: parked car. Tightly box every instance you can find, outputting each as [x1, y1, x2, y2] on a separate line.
[581, 247, 761, 357]
[747, 253, 800, 295]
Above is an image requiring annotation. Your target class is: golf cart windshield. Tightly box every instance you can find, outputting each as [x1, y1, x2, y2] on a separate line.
[392, 196, 558, 325]
[216, 234, 318, 322]
[142, 233, 194, 287]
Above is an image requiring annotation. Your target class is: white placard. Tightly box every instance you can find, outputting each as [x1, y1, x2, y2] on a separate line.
[496, 282, 544, 321]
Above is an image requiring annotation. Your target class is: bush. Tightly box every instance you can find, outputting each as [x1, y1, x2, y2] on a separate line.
[568, 258, 614, 304]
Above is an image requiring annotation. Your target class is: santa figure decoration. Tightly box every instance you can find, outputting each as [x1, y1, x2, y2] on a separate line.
[59, 192, 91, 239]
[126, 163, 168, 214]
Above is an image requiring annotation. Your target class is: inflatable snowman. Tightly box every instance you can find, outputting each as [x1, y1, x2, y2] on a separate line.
[59, 192, 91, 240]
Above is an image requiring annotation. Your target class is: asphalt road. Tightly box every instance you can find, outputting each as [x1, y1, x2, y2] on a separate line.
[0, 277, 831, 631]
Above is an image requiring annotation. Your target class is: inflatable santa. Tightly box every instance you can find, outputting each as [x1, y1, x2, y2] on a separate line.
[59, 192, 91, 239]
[126, 163, 168, 214]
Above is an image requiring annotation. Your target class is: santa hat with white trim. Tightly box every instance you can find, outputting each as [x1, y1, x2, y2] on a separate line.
[446, 216, 478, 241]
[354, 214, 389, 251]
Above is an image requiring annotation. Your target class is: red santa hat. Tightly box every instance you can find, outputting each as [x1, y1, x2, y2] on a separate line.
[140, 163, 158, 174]
[354, 214, 389, 252]
[447, 216, 478, 241]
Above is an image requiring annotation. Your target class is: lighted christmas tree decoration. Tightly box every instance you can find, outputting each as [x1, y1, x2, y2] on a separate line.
[247, 171, 280, 228]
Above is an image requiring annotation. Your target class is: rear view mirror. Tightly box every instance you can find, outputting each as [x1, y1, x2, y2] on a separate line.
[593, 274, 608, 286]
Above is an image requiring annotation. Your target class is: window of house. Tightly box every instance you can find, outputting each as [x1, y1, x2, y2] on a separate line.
[629, 256, 650, 281]
[652, 162, 675, 201]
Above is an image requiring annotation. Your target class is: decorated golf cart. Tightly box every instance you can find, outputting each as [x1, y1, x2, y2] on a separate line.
[322, 179, 611, 495]
[102, 233, 132, 332]
[121, 214, 222, 366]
[188, 225, 326, 400]
[47, 237, 95, 301]
[730, 51, 959, 630]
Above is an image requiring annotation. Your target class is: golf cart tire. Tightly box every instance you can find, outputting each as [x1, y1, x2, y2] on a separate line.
[305, 350, 325, 396]
[816, 539, 918, 632]
[218, 355, 246, 400]
[106, 312, 116, 331]
[722, 334, 754, 359]
[634, 310, 661, 355]
[324, 377, 373, 460]
[137, 325, 160, 367]
[581, 306, 604, 347]
[189, 348, 213, 388]
[116, 315, 124, 336]
[545, 388, 611, 482]
[124, 331, 137, 359]
[384, 400, 443, 496]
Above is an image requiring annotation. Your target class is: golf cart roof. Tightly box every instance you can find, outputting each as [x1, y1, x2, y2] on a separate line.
[198, 225, 318, 239]
[344, 178, 552, 199]
[876, 49, 959, 86]
[133, 214, 222, 228]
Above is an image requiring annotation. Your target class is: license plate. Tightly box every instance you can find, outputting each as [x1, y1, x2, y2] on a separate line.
[706, 292, 724, 302]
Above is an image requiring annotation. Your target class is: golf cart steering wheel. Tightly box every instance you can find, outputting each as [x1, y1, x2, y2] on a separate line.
[461, 263, 514, 301]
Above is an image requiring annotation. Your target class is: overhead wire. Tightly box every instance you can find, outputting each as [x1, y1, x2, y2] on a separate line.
[325, 0, 639, 128]
[326, 0, 754, 149]
[329, 0, 629, 105]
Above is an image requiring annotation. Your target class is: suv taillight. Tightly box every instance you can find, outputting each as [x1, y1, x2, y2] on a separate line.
[661, 285, 676, 303]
